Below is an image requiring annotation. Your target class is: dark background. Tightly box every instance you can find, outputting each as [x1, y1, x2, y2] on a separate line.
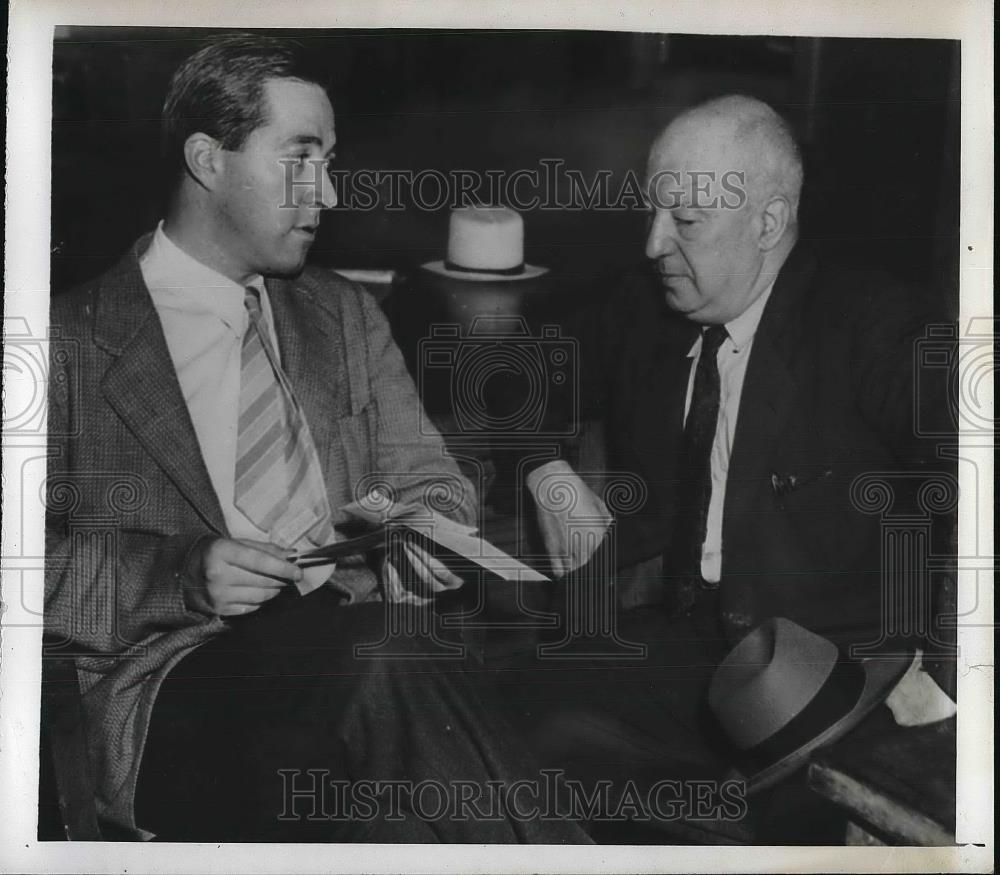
[52, 27, 959, 312]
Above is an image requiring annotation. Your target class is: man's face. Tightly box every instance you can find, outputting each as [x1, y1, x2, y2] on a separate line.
[213, 77, 337, 279]
[644, 121, 766, 325]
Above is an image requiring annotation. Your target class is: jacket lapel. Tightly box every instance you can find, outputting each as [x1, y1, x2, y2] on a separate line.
[95, 238, 228, 534]
[725, 246, 816, 519]
[635, 320, 696, 470]
[267, 276, 350, 510]
[629, 309, 698, 542]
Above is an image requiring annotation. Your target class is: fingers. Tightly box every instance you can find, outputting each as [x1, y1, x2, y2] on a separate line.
[381, 557, 418, 604]
[215, 566, 290, 589]
[216, 584, 284, 615]
[566, 525, 607, 573]
[547, 541, 568, 579]
[205, 575, 287, 613]
[252, 541, 296, 560]
[217, 602, 262, 617]
[592, 493, 613, 526]
[425, 551, 464, 589]
[221, 539, 303, 582]
[534, 479, 613, 577]
[573, 487, 612, 529]
[382, 556, 402, 595]
[197, 538, 302, 616]
[401, 542, 434, 589]
[226, 582, 285, 602]
[537, 511, 568, 578]
[402, 542, 463, 591]
[539, 513, 611, 577]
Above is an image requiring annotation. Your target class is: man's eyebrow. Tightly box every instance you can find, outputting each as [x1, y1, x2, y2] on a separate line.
[283, 134, 337, 156]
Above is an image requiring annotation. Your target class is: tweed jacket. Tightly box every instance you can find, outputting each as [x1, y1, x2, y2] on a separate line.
[44, 235, 477, 836]
[565, 245, 954, 649]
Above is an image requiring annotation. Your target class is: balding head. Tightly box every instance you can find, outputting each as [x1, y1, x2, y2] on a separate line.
[653, 94, 803, 223]
[644, 95, 802, 324]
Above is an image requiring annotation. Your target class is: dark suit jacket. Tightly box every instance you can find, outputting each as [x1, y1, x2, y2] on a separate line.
[563, 244, 954, 649]
[44, 235, 477, 835]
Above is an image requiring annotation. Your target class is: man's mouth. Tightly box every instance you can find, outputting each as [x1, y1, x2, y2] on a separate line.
[657, 269, 687, 284]
[652, 260, 681, 279]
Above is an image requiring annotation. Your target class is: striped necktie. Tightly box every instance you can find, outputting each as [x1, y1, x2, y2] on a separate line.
[234, 287, 334, 549]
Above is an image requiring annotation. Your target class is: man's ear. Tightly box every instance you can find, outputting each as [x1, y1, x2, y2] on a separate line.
[758, 195, 792, 251]
[182, 132, 224, 190]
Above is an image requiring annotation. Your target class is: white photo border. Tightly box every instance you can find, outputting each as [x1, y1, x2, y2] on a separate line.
[3, 0, 993, 872]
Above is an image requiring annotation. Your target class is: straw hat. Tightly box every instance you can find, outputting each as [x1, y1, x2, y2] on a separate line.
[422, 205, 548, 282]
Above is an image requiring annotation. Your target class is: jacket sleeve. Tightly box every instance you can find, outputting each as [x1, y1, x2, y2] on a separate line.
[43, 317, 214, 659]
[849, 278, 957, 467]
[355, 287, 479, 528]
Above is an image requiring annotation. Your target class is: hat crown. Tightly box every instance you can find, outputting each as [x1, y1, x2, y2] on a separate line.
[708, 617, 838, 749]
[446, 205, 525, 272]
[705, 617, 911, 794]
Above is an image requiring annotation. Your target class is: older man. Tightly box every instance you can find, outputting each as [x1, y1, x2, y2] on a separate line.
[45, 36, 588, 843]
[520, 96, 952, 834]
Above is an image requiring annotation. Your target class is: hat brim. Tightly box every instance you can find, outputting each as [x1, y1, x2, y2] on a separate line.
[421, 260, 549, 282]
[736, 653, 915, 795]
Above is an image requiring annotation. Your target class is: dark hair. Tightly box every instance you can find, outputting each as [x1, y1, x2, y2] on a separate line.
[161, 34, 328, 180]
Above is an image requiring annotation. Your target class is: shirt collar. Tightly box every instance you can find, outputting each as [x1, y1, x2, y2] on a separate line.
[140, 220, 266, 331]
[686, 279, 777, 358]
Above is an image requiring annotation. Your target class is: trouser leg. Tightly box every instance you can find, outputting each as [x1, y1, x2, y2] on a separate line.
[135, 588, 590, 843]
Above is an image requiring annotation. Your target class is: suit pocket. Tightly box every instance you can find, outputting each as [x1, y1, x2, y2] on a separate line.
[770, 466, 834, 510]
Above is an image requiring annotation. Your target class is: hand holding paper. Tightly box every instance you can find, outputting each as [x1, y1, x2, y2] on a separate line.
[186, 537, 300, 614]
[287, 490, 551, 598]
[400, 539, 465, 591]
[344, 493, 550, 583]
[527, 461, 612, 578]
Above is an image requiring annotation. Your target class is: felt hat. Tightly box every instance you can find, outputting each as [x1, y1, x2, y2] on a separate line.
[422, 205, 548, 282]
[708, 617, 912, 794]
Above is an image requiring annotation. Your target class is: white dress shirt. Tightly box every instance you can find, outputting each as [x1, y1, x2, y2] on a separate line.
[684, 281, 775, 583]
[140, 221, 281, 542]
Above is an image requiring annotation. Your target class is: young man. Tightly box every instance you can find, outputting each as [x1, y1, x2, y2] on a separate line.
[45, 35, 587, 843]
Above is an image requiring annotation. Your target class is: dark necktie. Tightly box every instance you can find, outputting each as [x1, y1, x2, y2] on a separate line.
[674, 324, 729, 579]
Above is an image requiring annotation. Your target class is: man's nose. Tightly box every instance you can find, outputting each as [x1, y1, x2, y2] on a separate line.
[645, 210, 677, 260]
[296, 162, 337, 210]
[316, 169, 337, 209]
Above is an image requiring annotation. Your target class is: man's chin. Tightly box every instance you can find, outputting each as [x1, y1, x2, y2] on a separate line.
[264, 251, 311, 279]
[662, 281, 699, 314]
